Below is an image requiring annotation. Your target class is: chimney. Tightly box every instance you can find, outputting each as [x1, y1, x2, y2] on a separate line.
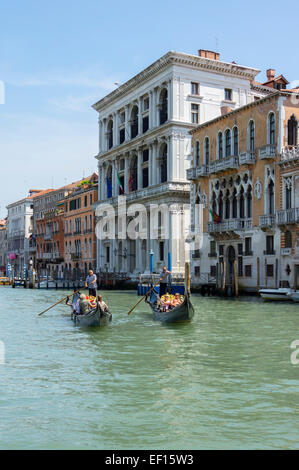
[266, 68, 275, 81]
[198, 49, 220, 61]
[221, 106, 231, 115]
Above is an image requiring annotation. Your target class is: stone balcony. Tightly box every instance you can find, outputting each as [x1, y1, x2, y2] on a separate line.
[41, 252, 61, 260]
[259, 214, 275, 230]
[209, 155, 239, 174]
[239, 151, 256, 165]
[280, 146, 299, 164]
[258, 144, 276, 160]
[276, 208, 299, 225]
[207, 218, 252, 233]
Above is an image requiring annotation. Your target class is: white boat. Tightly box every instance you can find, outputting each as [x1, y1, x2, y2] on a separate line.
[259, 287, 292, 301]
[287, 291, 299, 302]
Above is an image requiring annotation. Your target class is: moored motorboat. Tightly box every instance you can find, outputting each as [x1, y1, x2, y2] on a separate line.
[286, 291, 299, 302]
[259, 287, 292, 301]
[70, 293, 112, 327]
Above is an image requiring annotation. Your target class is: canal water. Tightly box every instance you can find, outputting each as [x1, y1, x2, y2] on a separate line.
[0, 287, 298, 450]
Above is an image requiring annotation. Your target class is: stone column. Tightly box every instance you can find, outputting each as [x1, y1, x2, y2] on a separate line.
[124, 153, 129, 193]
[168, 78, 173, 121]
[113, 112, 118, 147]
[149, 90, 153, 129]
[167, 134, 173, 182]
[152, 141, 157, 186]
[125, 105, 130, 141]
[148, 144, 153, 187]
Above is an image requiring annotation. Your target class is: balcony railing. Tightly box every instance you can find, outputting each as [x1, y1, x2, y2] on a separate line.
[186, 167, 196, 180]
[281, 248, 292, 256]
[209, 155, 239, 174]
[44, 233, 53, 240]
[259, 214, 275, 228]
[239, 151, 256, 165]
[263, 249, 276, 255]
[192, 250, 201, 259]
[276, 208, 299, 225]
[71, 253, 82, 260]
[207, 218, 252, 233]
[280, 145, 299, 163]
[258, 144, 276, 160]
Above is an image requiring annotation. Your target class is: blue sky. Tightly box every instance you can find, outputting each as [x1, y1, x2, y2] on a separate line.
[0, 0, 298, 217]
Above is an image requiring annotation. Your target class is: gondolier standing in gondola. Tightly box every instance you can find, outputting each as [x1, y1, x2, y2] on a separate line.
[85, 269, 97, 297]
[159, 266, 171, 297]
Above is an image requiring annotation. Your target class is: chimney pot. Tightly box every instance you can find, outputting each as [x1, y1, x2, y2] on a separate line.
[198, 49, 220, 61]
[266, 68, 275, 81]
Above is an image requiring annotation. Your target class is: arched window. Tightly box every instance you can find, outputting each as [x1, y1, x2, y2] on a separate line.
[195, 141, 200, 166]
[232, 188, 237, 218]
[204, 137, 210, 165]
[106, 166, 112, 198]
[218, 132, 223, 159]
[225, 129, 231, 157]
[159, 88, 168, 125]
[107, 119, 113, 149]
[219, 191, 223, 219]
[212, 192, 217, 214]
[239, 187, 245, 219]
[233, 127, 239, 156]
[285, 231, 292, 249]
[287, 114, 298, 146]
[129, 156, 138, 191]
[160, 144, 168, 183]
[285, 179, 292, 209]
[268, 180, 274, 215]
[268, 112, 275, 145]
[247, 186, 252, 218]
[225, 190, 230, 219]
[248, 120, 255, 151]
[130, 106, 138, 139]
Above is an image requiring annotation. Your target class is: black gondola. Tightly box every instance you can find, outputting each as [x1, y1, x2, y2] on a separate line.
[145, 288, 194, 323]
[70, 293, 112, 327]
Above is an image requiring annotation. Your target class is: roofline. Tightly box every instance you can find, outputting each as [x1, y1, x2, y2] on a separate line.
[92, 50, 261, 113]
[190, 91, 287, 134]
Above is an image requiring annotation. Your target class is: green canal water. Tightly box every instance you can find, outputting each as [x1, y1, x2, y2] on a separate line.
[0, 287, 298, 450]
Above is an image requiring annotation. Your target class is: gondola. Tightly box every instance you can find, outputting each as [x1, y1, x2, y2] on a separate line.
[145, 288, 194, 323]
[70, 293, 112, 327]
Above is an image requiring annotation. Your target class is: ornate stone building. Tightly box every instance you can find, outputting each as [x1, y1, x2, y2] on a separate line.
[188, 90, 299, 292]
[93, 49, 264, 277]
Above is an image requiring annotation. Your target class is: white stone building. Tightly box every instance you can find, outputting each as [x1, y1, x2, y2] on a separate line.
[93, 49, 262, 277]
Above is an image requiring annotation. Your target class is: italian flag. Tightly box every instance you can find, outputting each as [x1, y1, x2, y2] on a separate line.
[117, 172, 124, 194]
[210, 208, 222, 224]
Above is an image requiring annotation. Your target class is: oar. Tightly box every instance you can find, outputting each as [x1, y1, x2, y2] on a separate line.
[38, 290, 81, 316]
[127, 273, 168, 316]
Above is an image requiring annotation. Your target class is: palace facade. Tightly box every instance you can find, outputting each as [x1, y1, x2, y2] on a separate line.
[93, 49, 265, 278]
[188, 90, 299, 292]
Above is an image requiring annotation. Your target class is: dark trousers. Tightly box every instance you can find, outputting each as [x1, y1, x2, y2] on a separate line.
[160, 283, 167, 297]
[88, 288, 97, 298]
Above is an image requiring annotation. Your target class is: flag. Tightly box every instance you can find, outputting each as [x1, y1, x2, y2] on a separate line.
[210, 208, 222, 224]
[128, 172, 133, 193]
[117, 172, 124, 194]
[106, 177, 112, 198]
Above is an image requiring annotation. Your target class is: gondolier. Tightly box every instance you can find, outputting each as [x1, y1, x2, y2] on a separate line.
[159, 266, 170, 297]
[85, 269, 97, 297]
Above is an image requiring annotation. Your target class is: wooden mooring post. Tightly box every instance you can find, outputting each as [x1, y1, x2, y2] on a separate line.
[233, 259, 239, 298]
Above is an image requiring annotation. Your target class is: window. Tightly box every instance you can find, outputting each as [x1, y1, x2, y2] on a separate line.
[285, 231, 292, 248]
[143, 97, 149, 111]
[225, 88, 232, 101]
[266, 264, 274, 277]
[238, 256, 243, 277]
[195, 266, 200, 277]
[287, 115, 298, 146]
[219, 244, 224, 256]
[119, 128, 125, 144]
[204, 137, 210, 164]
[143, 149, 149, 162]
[84, 196, 88, 207]
[218, 132, 223, 159]
[238, 243, 243, 256]
[268, 180, 274, 215]
[159, 241, 164, 261]
[245, 237, 252, 256]
[142, 167, 149, 188]
[191, 82, 199, 95]
[142, 116, 149, 133]
[225, 129, 231, 157]
[210, 265, 216, 277]
[269, 112, 275, 145]
[245, 265, 252, 277]
[266, 235, 274, 254]
[159, 89, 168, 125]
[195, 141, 200, 166]
[233, 127, 239, 156]
[210, 240, 216, 255]
[286, 183, 292, 209]
[191, 104, 199, 124]
[106, 246, 110, 263]
[249, 120, 255, 151]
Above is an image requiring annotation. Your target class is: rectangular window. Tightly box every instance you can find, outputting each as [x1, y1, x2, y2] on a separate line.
[142, 167, 149, 188]
[238, 256, 243, 277]
[143, 149, 149, 162]
[143, 98, 149, 111]
[84, 196, 88, 207]
[143, 116, 149, 133]
[238, 243, 243, 256]
[245, 237, 252, 255]
[195, 266, 200, 277]
[119, 128, 125, 144]
[191, 82, 199, 95]
[266, 264, 274, 277]
[159, 241, 164, 261]
[210, 265, 217, 277]
[106, 246, 110, 264]
[266, 235, 274, 254]
[191, 104, 199, 124]
[210, 240, 216, 255]
[219, 245, 224, 256]
[245, 265, 252, 277]
[225, 88, 232, 101]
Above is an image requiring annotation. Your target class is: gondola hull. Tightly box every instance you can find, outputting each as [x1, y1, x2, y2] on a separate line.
[146, 289, 194, 323]
[71, 293, 112, 327]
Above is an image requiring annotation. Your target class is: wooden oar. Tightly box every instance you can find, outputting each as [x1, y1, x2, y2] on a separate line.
[38, 290, 81, 316]
[127, 273, 168, 316]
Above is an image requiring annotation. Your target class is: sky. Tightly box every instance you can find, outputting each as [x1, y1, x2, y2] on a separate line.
[0, 0, 298, 217]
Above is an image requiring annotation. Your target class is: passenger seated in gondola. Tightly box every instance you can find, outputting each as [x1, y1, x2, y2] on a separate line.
[171, 293, 182, 307]
[97, 295, 108, 312]
[161, 293, 172, 312]
[79, 294, 91, 315]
